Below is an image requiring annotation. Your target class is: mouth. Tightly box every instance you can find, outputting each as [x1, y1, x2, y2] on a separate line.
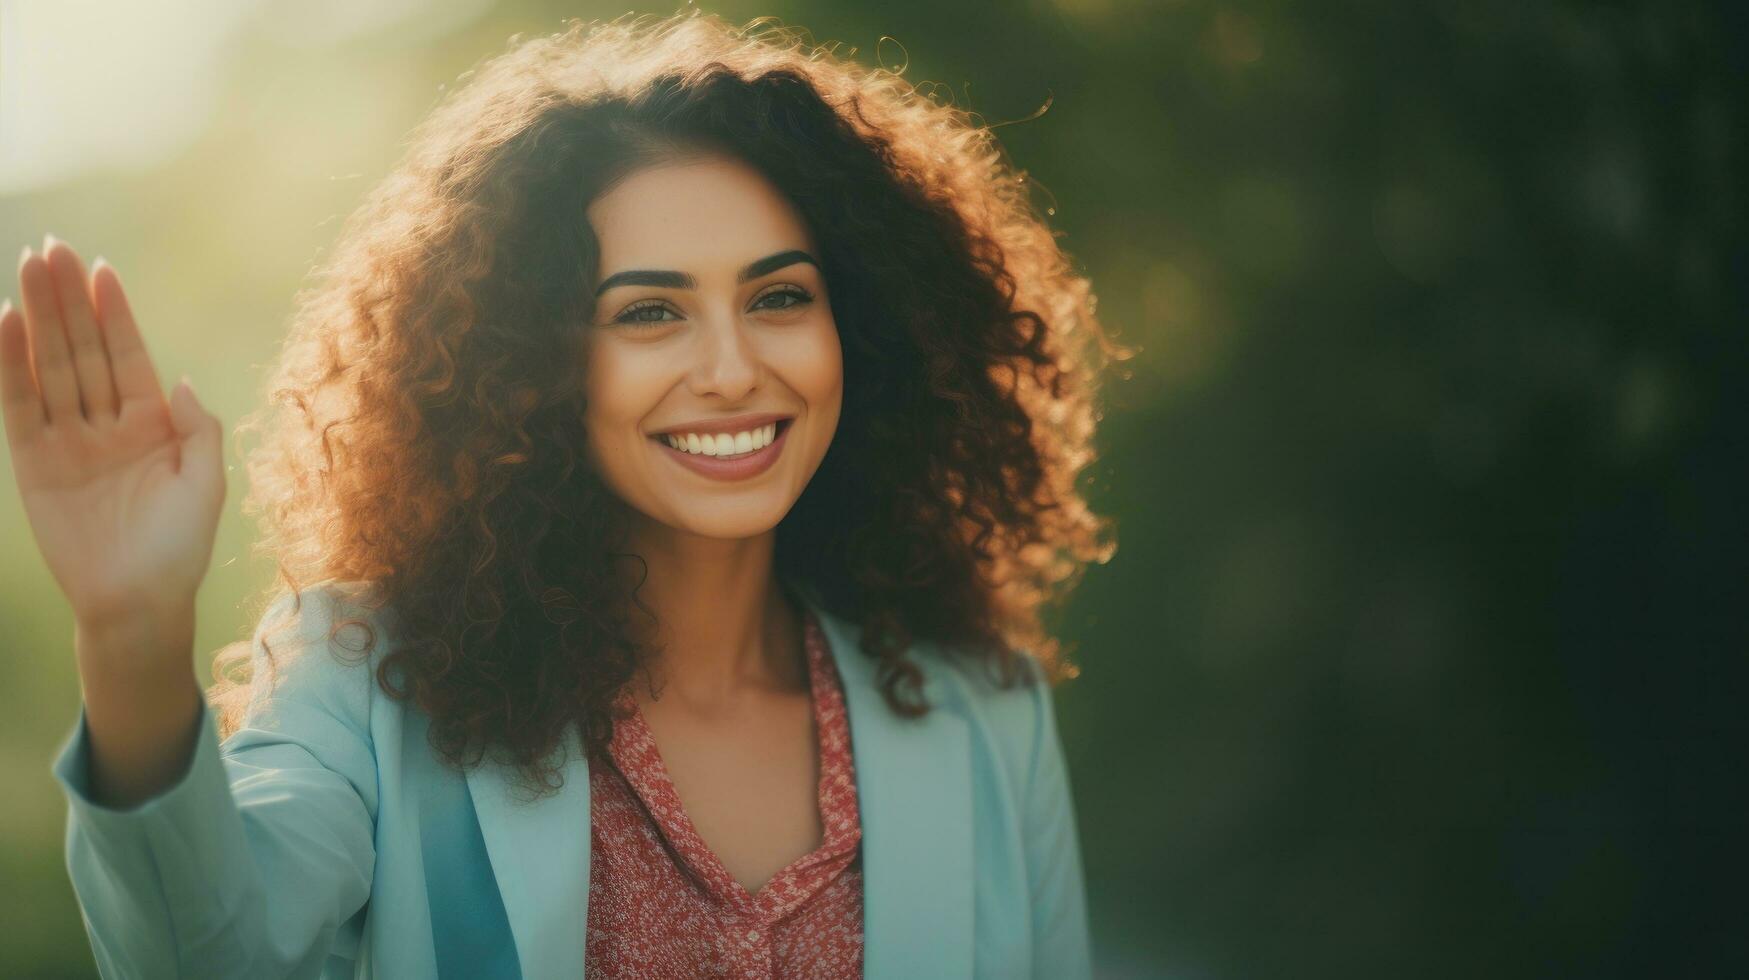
[648, 418, 793, 481]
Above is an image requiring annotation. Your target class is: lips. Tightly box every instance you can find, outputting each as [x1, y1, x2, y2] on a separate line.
[651, 417, 792, 481]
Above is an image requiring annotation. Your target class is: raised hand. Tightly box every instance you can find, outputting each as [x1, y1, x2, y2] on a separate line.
[1, 237, 226, 640]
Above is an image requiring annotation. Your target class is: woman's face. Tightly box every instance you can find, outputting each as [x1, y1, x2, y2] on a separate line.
[582, 153, 843, 540]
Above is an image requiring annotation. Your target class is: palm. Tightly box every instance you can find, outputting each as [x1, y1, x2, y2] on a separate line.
[14, 397, 216, 618]
[1, 239, 225, 627]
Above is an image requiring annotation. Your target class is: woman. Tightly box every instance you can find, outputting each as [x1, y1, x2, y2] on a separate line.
[4, 12, 1120, 979]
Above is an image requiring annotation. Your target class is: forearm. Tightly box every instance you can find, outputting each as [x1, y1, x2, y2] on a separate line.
[48, 588, 384, 978]
[74, 606, 204, 809]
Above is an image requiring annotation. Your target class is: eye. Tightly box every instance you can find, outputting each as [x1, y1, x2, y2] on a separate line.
[752, 286, 813, 312]
[613, 300, 680, 326]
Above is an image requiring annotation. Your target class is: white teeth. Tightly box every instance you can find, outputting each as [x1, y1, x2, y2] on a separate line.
[661, 422, 781, 456]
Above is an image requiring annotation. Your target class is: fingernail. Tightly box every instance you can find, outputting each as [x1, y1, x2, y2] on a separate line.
[43, 233, 58, 251]
[93, 255, 107, 270]
[18, 245, 30, 264]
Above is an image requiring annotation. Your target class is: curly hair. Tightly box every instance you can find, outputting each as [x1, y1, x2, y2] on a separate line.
[206, 10, 1125, 799]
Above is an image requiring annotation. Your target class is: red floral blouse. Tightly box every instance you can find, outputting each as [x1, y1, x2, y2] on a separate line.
[584, 608, 865, 979]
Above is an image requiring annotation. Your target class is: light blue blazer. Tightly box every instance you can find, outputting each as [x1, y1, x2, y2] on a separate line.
[51, 582, 1092, 978]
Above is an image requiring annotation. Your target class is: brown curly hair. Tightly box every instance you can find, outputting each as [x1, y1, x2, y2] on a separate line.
[207, 11, 1125, 799]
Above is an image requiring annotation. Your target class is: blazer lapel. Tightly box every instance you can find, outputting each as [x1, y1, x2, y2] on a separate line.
[805, 594, 976, 979]
[466, 724, 592, 979]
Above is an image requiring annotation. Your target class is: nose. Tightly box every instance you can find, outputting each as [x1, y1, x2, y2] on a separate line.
[685, 308, 762, 402]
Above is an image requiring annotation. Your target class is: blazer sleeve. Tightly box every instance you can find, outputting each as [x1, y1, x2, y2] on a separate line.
[1023, 666, 1095, 979]
[49, 588, 381, 979]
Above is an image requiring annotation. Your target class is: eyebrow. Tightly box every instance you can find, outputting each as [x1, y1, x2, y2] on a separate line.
[593, 249, 819, 297]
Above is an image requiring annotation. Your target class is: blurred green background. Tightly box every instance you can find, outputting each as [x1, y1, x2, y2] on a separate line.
[2, 1, 1742, 977]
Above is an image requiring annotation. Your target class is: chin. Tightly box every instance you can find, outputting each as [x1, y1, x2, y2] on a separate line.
[657, 500, 794, 540]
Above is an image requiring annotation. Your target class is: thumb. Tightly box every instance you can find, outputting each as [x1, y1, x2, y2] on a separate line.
[168, 377, 223, 471]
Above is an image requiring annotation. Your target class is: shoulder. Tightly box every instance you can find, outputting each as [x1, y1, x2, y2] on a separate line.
[804, 589, 1054, 776]
[241, 579, 400, 732]
[795, 590, 1065, 799]
[911, 640, 1058, 794]
[914, 640, 1047, 722]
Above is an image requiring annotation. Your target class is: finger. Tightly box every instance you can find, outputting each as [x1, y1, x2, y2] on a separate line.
[17, 247, 80, 424]
[0, 299, 46, 446]
[90, 258, 163, 405]
[43, 237, 118, 420]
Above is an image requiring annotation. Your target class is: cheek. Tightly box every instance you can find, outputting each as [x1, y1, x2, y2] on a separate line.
[584, 342, 656, 424]
[783, 320, 844, 408]
[580, 344, 660, 472]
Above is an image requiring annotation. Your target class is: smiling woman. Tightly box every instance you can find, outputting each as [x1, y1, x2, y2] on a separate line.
[10, 10, 1124, 979]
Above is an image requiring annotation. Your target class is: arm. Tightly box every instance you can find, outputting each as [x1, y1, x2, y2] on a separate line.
[1023, 669, 1095, 979]
[4, 243, 376, 977]
[51, 588, 381, 979]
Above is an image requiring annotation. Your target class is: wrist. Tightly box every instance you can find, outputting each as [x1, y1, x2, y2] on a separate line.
[74, 602, 197, 688]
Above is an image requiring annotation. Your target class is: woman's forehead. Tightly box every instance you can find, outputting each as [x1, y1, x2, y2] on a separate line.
[586, 155, 815, 277]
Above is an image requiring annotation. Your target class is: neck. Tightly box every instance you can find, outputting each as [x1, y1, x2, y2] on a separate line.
[619, 514, 804, 707]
